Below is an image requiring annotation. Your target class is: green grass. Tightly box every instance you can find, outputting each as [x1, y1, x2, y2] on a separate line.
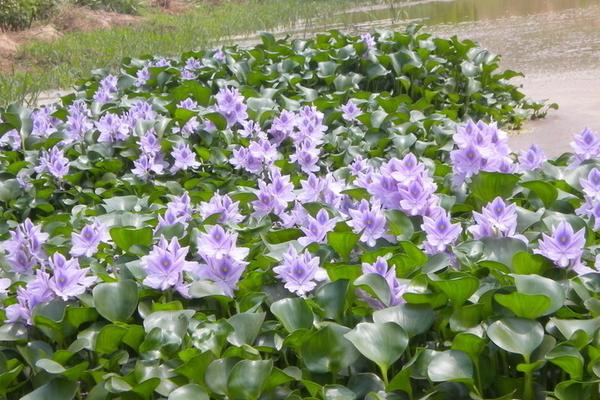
[0, 0, 378, 106]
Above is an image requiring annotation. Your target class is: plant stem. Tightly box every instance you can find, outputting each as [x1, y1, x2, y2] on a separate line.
[380, 365, 389, 387]
[523, 355, 533, 400]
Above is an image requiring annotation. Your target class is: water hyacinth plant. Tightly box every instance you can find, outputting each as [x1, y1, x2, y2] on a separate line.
[0, 27, 596, 400]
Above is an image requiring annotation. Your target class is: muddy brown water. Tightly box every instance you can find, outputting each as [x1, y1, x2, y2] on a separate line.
[334, 0, 600, 157]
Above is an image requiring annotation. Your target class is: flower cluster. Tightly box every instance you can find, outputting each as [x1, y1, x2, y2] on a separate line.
[216, 87, 248, 128]
[273, 246, 327, 297]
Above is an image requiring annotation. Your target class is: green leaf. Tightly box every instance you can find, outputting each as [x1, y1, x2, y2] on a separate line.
[92, 280, 138, 322]
[522, 180, 558, 207]
[469, 172, 520, 206]
[227, 359, 273, 400]
[168, 384, 209, 400]
[95, 324, 127, 354]
[487, 318, 544, 358]
[513, 274, 565, 315]
[546, 345, 584, 380]
[226, 312, 265, 346]
[21, 378, 77, 400]
[385, 210, 414, 240]
[354, 273, 391, 306]
[35, 359, 66, 374]
[429, 274, 478, 306]
[494, 292, 551, 319]
[550, 317, 600, 339]
[372, 304, 434, 337]
[344, 322, 408, 377]
[270, 298, 314, 332]
[327, 231, 359, 261]
[511, 251, 552, 275]
[301, 323, 359, 373]
[427, 350, 473, 382]
[110, 227, 153, 254]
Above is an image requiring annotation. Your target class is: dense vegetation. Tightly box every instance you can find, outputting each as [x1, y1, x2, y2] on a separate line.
[0, 29, 596, 400]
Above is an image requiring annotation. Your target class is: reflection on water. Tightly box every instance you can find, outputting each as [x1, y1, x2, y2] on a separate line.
[335, 0, 598, 26]
[317, 0, 600, 75]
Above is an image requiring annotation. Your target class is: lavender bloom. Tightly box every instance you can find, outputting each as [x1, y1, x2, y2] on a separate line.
[468, 197, 524, 241]
[135, 67, 151, 87]
[341, 101, 362, 122]
[273, 246, 327, 297]
[215, 87, 248, 127]
[518, 144, 546, 172]
[170, 142, 200, 173]
[195, 255, 247, 297]
[581, 168, 600, 199]
[35, 146, 70, 180]
[571, 128, 600, 164]
[96, 113, 129, 142]
[5, 270, 54, 324]
[64, 100, 93, 143]
[240, 120, 266, 140]
[155, 193, 193, 232]
[125, 100, 156, 124]
[152, 57, 171, 67]
[268, 167, 295, 211]
[0, 129, 21, 150]
[269, 110, 296, 143]
[347, 199, 387, 246]
[93, 74, 118, 103]
[70, 220, 110, 258]
[251, 181, 277, 218]
[422, 210, 461, 254]
[230, 146, 264, 174]
[535, 221, 586, 269]
[139, 130, 161, 155]
[297, 173, 343, 209]
[299, 209, 338, 247]
[142, 236, 195, 293]
[48, 253, 95, 300]
[361, 256, 406, 307]
[4, 219, 48, 274]
[199, 194, 243, 225]
[30, 105, 59, 138]
[280, 201, 309, 228]
[349, 155, 369, 176]
[213, 47, 226, 62]
[450, 144, 484, 184]
[361, 33, 376, 51]
[197, 225, 249, 262]
[290, 143, 320, 173]
[132, 153, 166, 178]
[178, 98, 199, 110]
[398, 177, 438, 216]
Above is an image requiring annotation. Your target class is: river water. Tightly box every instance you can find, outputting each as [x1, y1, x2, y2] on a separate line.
[325, 0, 600, 156]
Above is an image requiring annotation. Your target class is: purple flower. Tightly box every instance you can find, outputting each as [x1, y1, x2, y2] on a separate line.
[199, 194, 243, 225]
[360, 256, 406, 307]
[70, 220, 110, 258]
[398, 177, 438, 216]
[251, 181, 278, 218]
[96, 113, 129, 143]
[35, 146, 70, 180]
[571, 128, 600, 164]
[360, 33, 376, 51]
[4, 218, 48, 273]
[195, 255, 247, 297]
[142, 236, 195, 294]
[135, 67, 151, 87]
[341, 101, 361, 122]
[93, 75, 118, 103]
[215, 87, 248, 127]
[280, 201, 309, 228]
[64, 100, 93, 143]
[535, 221, 585, 269]
[178, 98, 198, 110]
[518, 144, 546, 172]
[197, 225, 248, 262]
[269, 110, 296, 144]
[297, 173, 343, 209]
[31, 105, 59, 138]
[132, 153, 166, 178]
[422, 210, 461, 254]
[450, 144, 484, 184]
[273, 246, 327, 297]
[581, 168, 600, 199]
[299, 209, 338, 247]
[468, 197, 523, 241]
[139, 130, 161, 155]
[213, 47, 226, 62]
[48, 253, 95, 300]
[290, 143, 320, 173]
[347, 199, 387, 246]
[0, 129, 21, 150]
[170, 142, 200, 173]
[155, 193, 193, 232]
[5, 270, 54, 324]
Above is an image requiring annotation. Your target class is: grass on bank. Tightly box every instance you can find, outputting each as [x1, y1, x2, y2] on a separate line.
[0, 0, 376, 106]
